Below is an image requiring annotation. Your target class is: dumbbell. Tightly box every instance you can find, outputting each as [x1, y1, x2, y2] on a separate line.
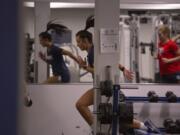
[175, 119, 180, 132]
[163, 118, 177, 133]
[147, 91, 158, 102]
[119, 90, 125, 102]
[165, 91, 177, 103]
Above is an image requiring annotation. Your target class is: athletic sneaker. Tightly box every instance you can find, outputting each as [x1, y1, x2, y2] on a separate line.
[134, 129, 149, 135]
[134, 129, 163, 135]
[144, 119, 162, 134]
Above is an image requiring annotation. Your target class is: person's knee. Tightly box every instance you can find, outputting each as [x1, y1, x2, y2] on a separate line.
[75, 100, 83, 111]
[76, 100, 88, 111]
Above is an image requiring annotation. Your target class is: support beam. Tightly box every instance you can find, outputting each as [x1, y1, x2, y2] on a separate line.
[94, 0, 120, 134]
[34, 2, 50, 83]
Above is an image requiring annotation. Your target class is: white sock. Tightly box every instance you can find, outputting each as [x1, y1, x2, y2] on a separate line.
[140, 122, 148, 131]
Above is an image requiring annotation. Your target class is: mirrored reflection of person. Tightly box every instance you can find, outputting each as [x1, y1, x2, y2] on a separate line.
[157, 25, 180, 83]
[38, 32, 80, 83]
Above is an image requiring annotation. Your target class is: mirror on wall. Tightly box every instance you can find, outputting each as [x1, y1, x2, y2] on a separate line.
[24, 2, 94, 84]
[23, 2, 180, 84]
[119, 12, 180, 84]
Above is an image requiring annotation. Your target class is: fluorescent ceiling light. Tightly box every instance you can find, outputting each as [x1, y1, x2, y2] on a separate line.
[24, 2, 34, 7]
[24, 2, 180, 10]
[51, 2, 94, 8]
[123, 4, 180, 10]
[24, 2, 94, 8]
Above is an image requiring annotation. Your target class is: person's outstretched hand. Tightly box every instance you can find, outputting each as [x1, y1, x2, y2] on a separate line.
[77, 56, 87, 67]
[123, 68, 134, 81]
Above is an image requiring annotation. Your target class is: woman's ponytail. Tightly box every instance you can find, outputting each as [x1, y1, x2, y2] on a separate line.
[84, 15, 94, 31]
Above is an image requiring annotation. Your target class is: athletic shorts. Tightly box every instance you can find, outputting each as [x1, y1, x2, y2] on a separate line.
[161, 72, 180, 83]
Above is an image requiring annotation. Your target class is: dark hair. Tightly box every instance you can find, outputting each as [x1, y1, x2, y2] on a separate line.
[46, 20, 70, 35]
[84, 15, 94, 31]
[75, 15, 94, 43]
[39, 32, 52, 41]
[76, 30, 93, 44]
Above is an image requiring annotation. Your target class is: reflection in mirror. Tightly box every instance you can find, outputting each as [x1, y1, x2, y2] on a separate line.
[24, 3, 94, 84]
[118, 12, 180, 84]
[25, 33, 35, 83]
[24, 6, 35, 83]
[24, 2, 180, 84]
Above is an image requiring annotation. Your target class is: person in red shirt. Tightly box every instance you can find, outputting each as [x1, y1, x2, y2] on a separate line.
[157, 25, 180, 83]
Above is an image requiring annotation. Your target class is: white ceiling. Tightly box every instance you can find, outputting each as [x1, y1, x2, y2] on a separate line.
[23, 0, 180, 4]
[24, 0, 180, 10]
[24, 2, 180, 10]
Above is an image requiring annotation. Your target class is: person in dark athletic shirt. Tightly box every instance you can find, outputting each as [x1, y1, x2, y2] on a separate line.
[75, 15, 162, 134]
[39, 32, 80, 83]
